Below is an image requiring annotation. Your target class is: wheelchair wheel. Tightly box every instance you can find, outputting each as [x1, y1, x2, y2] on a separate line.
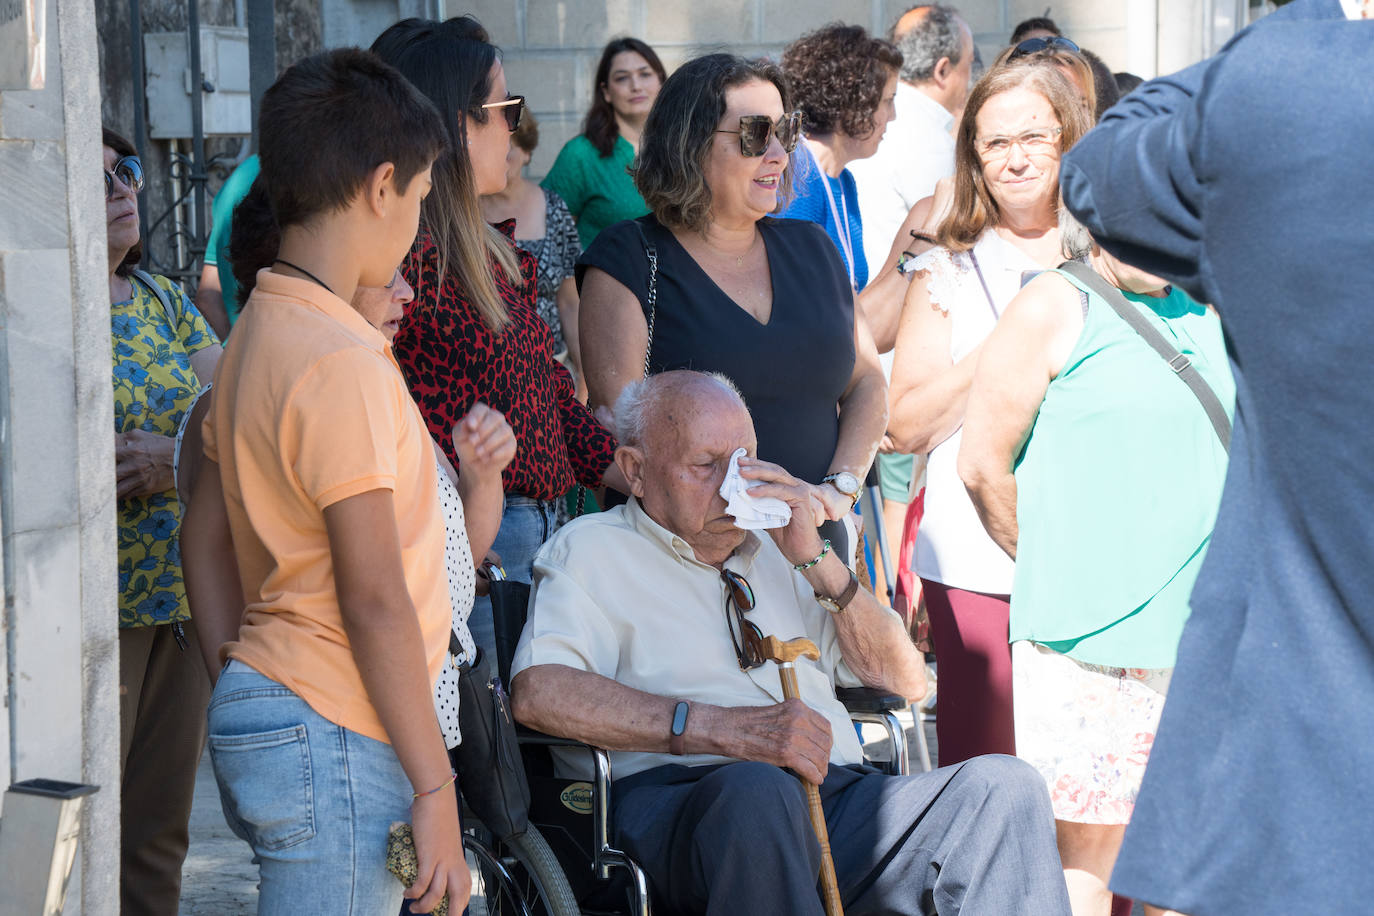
[466, 823, 581, 916]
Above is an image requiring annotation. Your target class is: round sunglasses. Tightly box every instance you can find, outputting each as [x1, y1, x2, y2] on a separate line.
[716, 111, 803, 158]
[105, 155, 145, 200]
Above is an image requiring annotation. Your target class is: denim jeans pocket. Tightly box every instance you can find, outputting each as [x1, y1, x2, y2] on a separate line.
[208, 723, 317, 852]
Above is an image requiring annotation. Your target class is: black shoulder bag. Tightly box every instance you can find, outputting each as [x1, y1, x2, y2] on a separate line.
[1058, 260, 1231, 453]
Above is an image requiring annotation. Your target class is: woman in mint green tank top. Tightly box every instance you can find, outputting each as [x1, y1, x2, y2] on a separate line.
[959, 229, 1233, 916]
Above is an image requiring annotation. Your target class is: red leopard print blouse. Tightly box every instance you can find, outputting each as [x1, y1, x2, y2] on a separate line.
[394, 222, 616, 501]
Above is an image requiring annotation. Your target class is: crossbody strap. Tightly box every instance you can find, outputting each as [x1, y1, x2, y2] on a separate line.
[967, 250, 1000, 319]
[131, 269, 179, 333]
[632, 220, 658, 380]
[1058, 260, 1231, 453]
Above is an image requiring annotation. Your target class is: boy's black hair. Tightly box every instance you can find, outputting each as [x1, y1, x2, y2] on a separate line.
[256, 47, 447, 229]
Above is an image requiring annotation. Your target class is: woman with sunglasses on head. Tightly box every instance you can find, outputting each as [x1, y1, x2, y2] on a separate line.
[371, 17, 628, 662]
[579, 53, 888, 560]
[542, 37, 667, 248]
[885, 60, 1091, 767]
[104, 126, 223, 914]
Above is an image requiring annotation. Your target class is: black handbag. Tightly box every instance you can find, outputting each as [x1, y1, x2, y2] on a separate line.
[453, 645, 529, 841]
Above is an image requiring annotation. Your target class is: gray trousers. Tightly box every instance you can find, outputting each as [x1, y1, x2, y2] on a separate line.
[613, 755, 1070, 916]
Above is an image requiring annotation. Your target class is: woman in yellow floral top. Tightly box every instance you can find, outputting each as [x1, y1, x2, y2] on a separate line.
[105, 127, 221, 913]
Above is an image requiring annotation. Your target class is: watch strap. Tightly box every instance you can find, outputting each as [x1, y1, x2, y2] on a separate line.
[818, 569, 861, 613]
[669, 700, 690, 756]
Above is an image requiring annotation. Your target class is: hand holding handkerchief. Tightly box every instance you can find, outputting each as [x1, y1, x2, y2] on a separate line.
[719, 447, 792, 530]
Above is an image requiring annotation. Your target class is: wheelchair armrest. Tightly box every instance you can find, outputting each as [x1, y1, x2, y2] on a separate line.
[836, 686, 908, 713]
[515, 725, 591, 748]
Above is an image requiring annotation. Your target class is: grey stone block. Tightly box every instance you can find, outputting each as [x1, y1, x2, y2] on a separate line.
[503, 54, 585, 116]
[526, 0, 638, 50]
[6, 524, 87, 780]
[761, 0, 871, 37]
[645, 0, 757, 47]
[1008, 0, 1126, 32]
[0, 139, 70, 250]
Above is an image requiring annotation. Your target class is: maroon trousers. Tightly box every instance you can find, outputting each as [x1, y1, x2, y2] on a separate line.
[920, 579, 1015, 764]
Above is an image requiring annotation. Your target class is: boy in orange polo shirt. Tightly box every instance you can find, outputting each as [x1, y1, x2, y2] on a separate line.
[180, 49, 462, 913]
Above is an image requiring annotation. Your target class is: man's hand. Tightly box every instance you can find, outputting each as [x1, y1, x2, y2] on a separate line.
[452, 402, 516, 482]
[115, 428, 176, 500]
[714, 698, 833, 785]
[405, 786, 471, 913]
[735, 457, 831, 562]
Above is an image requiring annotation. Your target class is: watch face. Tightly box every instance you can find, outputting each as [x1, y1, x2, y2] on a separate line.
[834, 472, 861, 496]
[817, 596, 841, 614]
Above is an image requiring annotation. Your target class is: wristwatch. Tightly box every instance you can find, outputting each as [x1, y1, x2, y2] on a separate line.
[669, 700, 690, 756]
[822, 471, 862, 508]
[816, 569, 861, 615]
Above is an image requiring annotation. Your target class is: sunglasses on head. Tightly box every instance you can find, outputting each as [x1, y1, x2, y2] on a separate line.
[716, 110, 802, 157]
[105, 155, 144, 200]
[1008, 36, 1082, 60]
[480, 94, 526, 132]
[721, 569, 766, 670]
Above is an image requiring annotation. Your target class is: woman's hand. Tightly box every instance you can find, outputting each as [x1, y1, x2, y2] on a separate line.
[811, 482, 856, 523]
[453, 403, 516, 483]
[405, 785, 471, 914]
[115, 428, 176, 500]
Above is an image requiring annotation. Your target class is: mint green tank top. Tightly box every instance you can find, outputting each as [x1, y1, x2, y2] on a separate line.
[1009, 270, 1234, 668]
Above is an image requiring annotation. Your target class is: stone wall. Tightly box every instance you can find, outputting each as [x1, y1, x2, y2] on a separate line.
[446, 0, 1214, 180]
[0, 0, 119, 911]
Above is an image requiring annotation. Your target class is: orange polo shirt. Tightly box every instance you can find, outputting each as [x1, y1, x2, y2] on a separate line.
[204, 269, 450, 744]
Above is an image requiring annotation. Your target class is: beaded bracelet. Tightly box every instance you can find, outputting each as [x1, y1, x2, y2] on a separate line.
[413, 770, 457, 800]
[793, 539, 832, 571]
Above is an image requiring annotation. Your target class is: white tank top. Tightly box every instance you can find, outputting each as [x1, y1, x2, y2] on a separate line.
[910, 231, 1040, 594]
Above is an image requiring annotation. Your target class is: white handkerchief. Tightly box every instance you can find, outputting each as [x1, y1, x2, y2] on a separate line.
[719, 447, 792, 530]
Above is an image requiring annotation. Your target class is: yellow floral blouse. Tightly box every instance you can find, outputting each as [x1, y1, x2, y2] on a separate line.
[112, 273, 217, 628]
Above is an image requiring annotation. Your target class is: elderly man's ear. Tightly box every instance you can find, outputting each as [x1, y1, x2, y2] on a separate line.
[614, 446, 648, 499]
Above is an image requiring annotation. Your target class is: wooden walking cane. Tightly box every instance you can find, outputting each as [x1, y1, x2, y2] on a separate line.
[760, 635, 845, 916]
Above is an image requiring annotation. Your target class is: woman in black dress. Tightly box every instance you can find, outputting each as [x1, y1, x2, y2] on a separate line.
[578, 54, 887, 549]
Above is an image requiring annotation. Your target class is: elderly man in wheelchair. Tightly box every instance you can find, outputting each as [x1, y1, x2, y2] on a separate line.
[510, 371, 1069, 915]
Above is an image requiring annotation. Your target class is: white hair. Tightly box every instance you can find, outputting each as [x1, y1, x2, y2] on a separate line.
[613, 371, 746, 447]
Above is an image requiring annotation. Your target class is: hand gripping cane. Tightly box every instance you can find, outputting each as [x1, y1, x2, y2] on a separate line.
[760, 635, 845, 916]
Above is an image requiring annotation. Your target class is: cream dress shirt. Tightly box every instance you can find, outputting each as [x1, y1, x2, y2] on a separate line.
[511, 498, 880, 780]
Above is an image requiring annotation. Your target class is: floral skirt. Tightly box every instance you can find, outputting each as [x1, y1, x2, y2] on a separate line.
[1012, 640, 1172, 825]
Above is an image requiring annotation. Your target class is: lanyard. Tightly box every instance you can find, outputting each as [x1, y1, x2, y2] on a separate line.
[818, 166, 858, 291]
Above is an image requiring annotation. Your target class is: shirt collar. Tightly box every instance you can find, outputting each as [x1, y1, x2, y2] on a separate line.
[897, 81, 956, 134]
[624, 496, 763, 571]
[250, 268, 389, 354]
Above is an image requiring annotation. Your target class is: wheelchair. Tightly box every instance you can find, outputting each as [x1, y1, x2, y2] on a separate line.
[467, 579, 913, 916]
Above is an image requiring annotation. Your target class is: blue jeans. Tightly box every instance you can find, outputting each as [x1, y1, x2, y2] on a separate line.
[468, 496, 556, 660]
[207, 660, 411, 915]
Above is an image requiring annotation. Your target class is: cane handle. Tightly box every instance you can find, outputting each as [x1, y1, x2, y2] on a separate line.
[760, 635, 820, 665]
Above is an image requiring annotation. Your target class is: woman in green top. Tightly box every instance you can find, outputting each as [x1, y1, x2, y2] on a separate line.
[959, 218, 1233, 916]
[541, 37, 665, 248]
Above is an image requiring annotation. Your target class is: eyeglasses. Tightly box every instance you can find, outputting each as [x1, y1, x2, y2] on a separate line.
[975, 125, 1063, 160]
[104, 155, 144, 200]
[1007, 36, 1082, 60]
[480, 94, 526, 132]
[716, 111, 802, 157]
[721, 569, 765, 671]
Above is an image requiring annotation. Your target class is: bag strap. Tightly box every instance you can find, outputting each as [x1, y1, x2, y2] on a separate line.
[632, 220, 658, 380]
[966, 249, 1000, 319]
[131, 269, 179, 332]
[1058, 260, 1231, 453]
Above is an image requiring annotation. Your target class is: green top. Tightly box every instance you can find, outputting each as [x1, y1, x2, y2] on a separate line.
[541, 135, 648, 249]
[204, 154, 260, 325]
[1010, 271, 1234, 668]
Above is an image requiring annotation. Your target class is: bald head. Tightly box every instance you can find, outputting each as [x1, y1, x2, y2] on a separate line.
[614, 371, 749, 452]
[893, 4, 933, 41]
[613, 371, 757, 559]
